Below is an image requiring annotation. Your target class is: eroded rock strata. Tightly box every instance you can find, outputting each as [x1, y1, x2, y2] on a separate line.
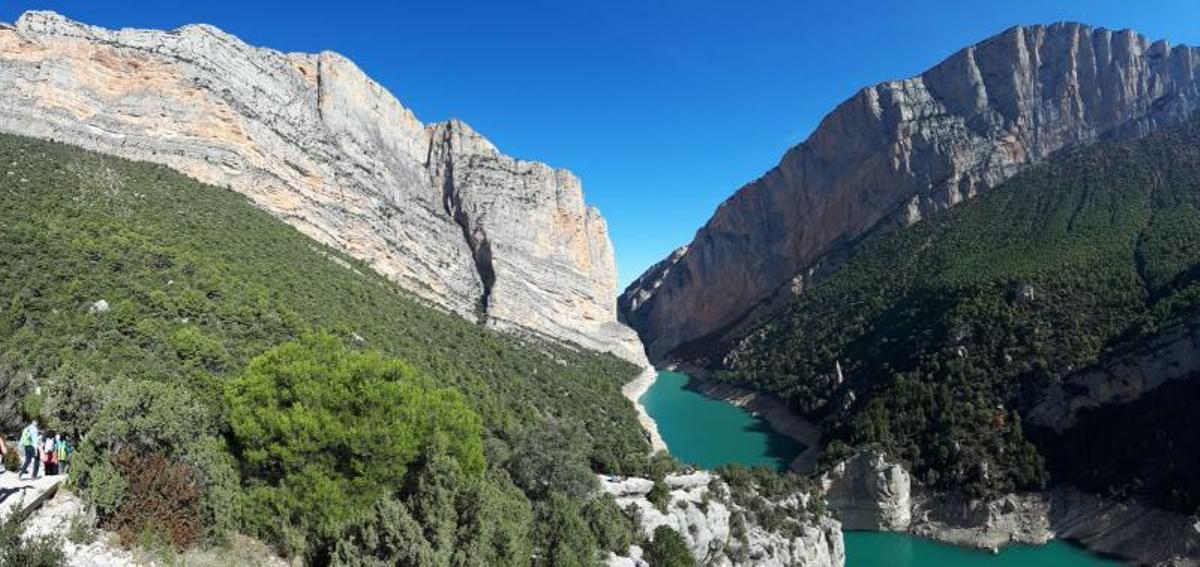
[622, 22, 1200, 361]
[826, 453, 1200, 565]
[602, 472, 845, 567]
[0, 11, 644, 363]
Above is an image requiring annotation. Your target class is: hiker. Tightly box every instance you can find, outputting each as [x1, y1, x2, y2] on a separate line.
[42, 433, 57, 476]
[0, 436, 6, 473]
[18, 418, 40, 479]
[54, 433, 69, 476]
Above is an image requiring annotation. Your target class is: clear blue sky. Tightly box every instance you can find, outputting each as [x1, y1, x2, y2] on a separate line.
[4, 1, 1199, 288]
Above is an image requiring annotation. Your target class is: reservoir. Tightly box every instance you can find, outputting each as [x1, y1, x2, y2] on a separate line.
[640, 369, 1124, 566]
[637, 370, 802, 470]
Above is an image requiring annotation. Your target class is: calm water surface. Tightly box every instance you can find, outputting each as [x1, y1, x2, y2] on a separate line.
[844, 531, 1123, 566]
[640, 370, 1126, 566]
[638, 370, 801, 470]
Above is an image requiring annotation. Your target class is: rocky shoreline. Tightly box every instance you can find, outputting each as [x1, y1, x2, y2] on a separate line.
[828, 451, 1200, 565]
[910, 486, 1200, 565]
[671, 371, 1200, 565]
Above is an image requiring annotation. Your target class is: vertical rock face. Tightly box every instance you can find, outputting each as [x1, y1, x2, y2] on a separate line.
[621, 22, 1200, 361]
[0, 11, 645, 363]
[426, 121, 646, 362]
[821, 452, 912, 531]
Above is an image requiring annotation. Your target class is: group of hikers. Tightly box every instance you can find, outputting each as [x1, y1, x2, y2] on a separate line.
[0, 419, 72, 480]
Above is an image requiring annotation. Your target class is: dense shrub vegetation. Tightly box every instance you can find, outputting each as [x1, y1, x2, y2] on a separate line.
[0, 513, 65, 567]
[108, 450, 204, 549]
[0, 133, 652, 561]
[716, 465, 824, 540]
[715, 119, 1200, 507]
[226, 334, 487, 555]
[333, 437, 534, 566]
[642, 525, 694, 567]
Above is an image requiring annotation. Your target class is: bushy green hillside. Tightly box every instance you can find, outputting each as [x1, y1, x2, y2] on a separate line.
[0, 133, 650, 562]
[716, 119, 1200, 505]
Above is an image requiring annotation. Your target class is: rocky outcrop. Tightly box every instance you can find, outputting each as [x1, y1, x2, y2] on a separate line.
[822, 453, 1200, 564]
[602, 472, 845, 567]
[821, 452, 912, 531]
[1028, 312, 1200, 432]
[1044, 487, 1200, 566]
[0, 11, 644, 363]
[622, 22, 1200, 361]
[909, 490, 1052, 551]
[910, 487, 1200, 565]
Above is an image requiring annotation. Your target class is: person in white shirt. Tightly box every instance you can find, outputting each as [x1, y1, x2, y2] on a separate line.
[41, 435, 56, 476]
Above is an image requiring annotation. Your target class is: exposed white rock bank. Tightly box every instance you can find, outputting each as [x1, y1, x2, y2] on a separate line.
[824, 451, 1200, 565]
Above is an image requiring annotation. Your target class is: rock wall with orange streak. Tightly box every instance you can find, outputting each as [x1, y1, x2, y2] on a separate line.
[0, 11, 644, 364]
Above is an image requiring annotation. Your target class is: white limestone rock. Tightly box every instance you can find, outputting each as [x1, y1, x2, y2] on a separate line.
[0, 11, 644, 364]
[601, 472, 845, 567]
[821, 451, 912, 531]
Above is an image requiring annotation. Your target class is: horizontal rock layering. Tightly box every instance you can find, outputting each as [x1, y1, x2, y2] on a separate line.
[0, 11, 645, 363]
[621, 22, 1200, 361]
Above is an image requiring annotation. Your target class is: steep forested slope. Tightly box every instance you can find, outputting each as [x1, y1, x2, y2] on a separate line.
[714, 118, 1200, 507]
[0, 133, 651, 562]
[621, 22, 1200, 362]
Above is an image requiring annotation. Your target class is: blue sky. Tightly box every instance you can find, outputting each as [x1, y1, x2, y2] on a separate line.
[4, 1, 1200, 288]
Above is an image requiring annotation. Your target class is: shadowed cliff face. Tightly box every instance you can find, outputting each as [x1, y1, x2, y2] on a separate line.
[0, 11, 646, 363]
[621, 22, 1200, 362]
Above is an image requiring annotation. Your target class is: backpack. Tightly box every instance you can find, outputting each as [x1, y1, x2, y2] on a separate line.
[19, 425, 34, 448]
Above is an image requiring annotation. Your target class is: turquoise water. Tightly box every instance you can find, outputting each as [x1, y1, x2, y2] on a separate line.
[641, 370, 1126, 566]
[844, 531, 1123, 566]
[638, 370, 802, 470]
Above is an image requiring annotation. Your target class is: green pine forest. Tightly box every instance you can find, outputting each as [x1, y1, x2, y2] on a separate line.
[715, 118, 1200, 510]
[0, 132, 660, 564]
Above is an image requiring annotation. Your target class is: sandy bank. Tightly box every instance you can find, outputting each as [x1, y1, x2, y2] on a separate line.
[623, 366, 667, 453]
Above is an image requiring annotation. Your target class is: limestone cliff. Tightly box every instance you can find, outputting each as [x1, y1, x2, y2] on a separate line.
[621, 22, 1200, 361]
[0, 11, 644, 363]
